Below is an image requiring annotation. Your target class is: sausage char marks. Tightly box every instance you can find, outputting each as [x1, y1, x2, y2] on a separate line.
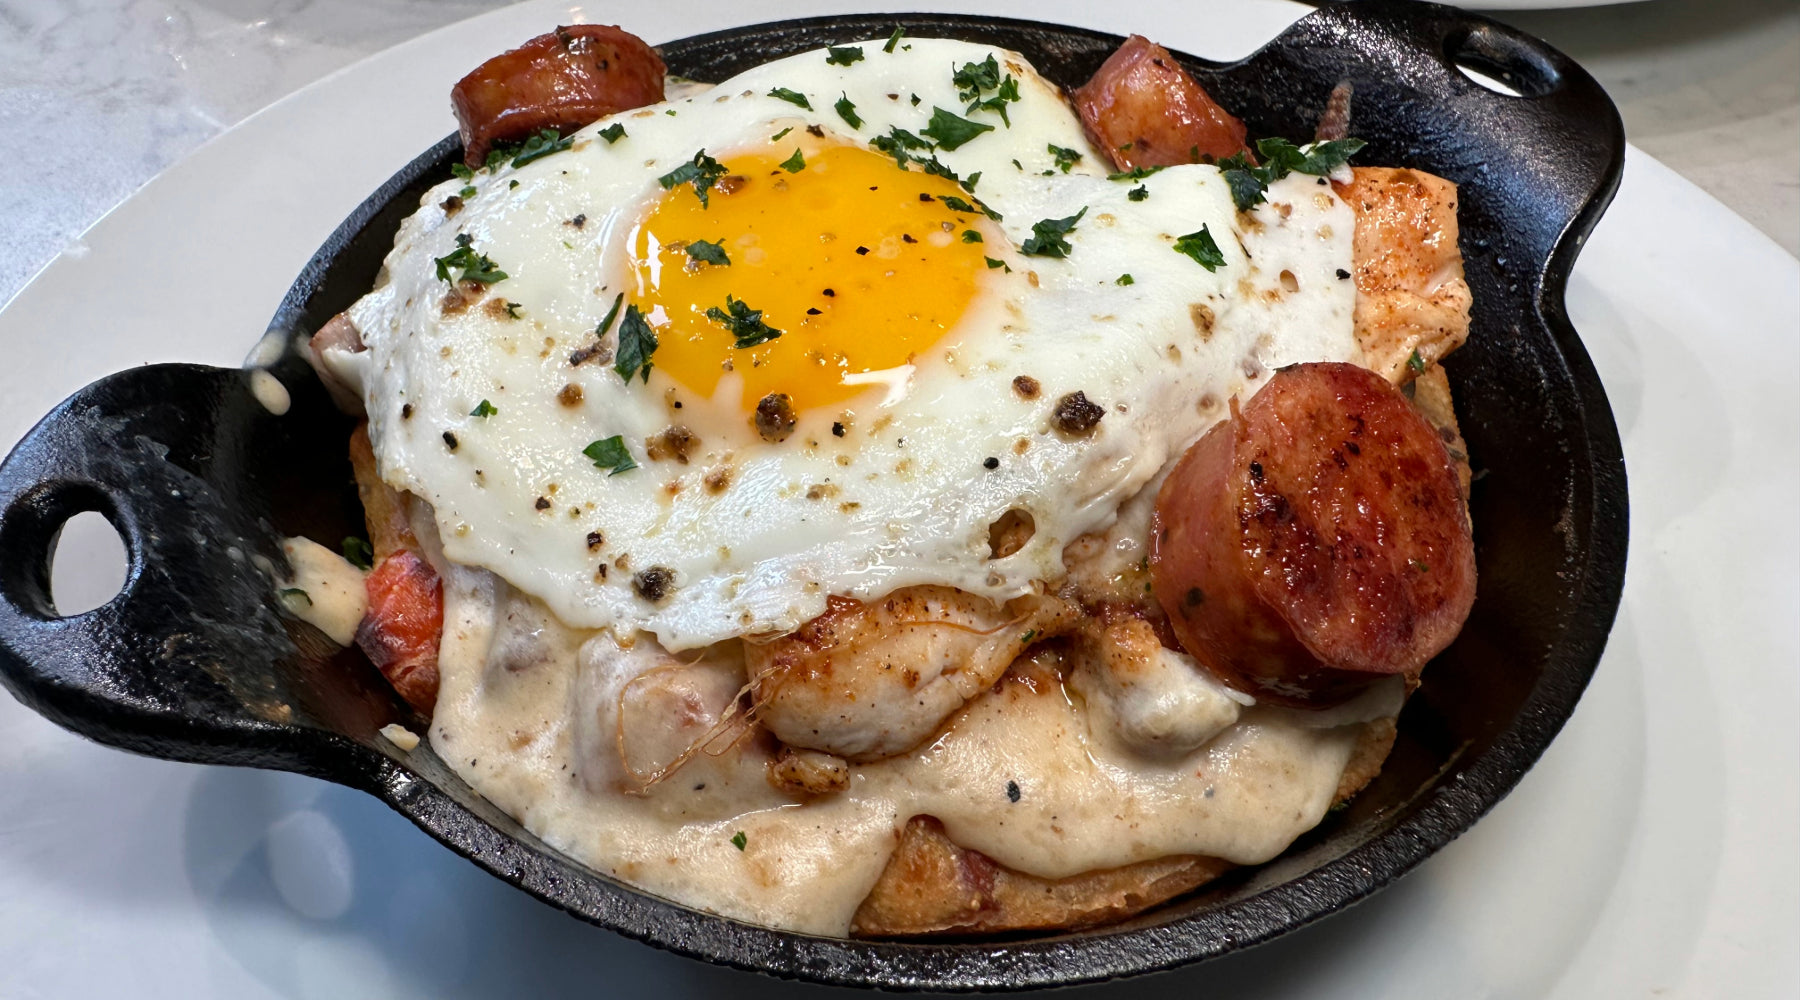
[451, 24, 666, 168]
[1149, 362, 1476, 707]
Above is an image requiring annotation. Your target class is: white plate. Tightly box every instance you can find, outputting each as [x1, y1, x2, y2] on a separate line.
[0, 2, 1794, 997]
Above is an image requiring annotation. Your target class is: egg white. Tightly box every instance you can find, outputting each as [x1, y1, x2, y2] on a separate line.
[334, 38, 1358, 649]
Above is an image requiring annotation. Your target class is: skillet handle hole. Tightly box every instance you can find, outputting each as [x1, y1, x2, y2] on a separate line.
[1447, 25, 1562, 98]
[49, 510, 130, 618]
[0, 482, 132, 621]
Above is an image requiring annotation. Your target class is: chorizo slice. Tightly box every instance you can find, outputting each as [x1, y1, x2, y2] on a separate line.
[355, 549, 443, 715]
[1149, 362, 1475, 707]
[1071, 34, 1249, 171]
[451, 24, 666, 168]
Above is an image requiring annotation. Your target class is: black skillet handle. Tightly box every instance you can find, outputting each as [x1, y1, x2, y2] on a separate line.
[1217, 0, 1626, 314]
[0, 358, 397, 779]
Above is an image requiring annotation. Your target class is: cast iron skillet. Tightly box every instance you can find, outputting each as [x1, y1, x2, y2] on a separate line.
[0, 1, 1626, 990]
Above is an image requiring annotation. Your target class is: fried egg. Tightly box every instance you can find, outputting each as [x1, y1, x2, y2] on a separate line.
[332, 37, 1357, 649]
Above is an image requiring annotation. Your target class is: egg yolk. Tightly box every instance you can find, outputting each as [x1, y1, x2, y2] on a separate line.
[629, 144, 990, 414]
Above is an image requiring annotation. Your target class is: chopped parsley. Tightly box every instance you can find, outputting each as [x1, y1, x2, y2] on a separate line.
[937, 193, 1000, 221]
[868, 126, 930, 167]
[503, 300, 524, 319]
[433, 233, 507, 284]
[770, 126, 793, 141]
[451, 163, 474, 181]
[952, 54, 1002, 98]
[1019, 207, 1087, 258]
[595, 292, 624, 337]
[779, 148, 806, 173]
[1218, 136, 1367, 210]
[985, 256, 1010, 272]
[768, 87, 811, 110]
[833, 93, 862, 129]
[686, 239, 730, 266]
[1128, 184, 1149, 202]
[279, 587, 312, 606]
[1116, 273, 1134, 286]
[597, 123, 626, 144]
[1048, 143, 1082, 173]
[961, 229, 983, 243]
[707, 295, 784, 349]
[582, 435, 638, 476]
[825, 45, 864, 67]
[960, 170, 981, 193]
[969, 76, 1020, 125]
[470, 399, 498, 418]
[657, 149, 729, 207]
[883, 26, 904, 53]
[730, 830, 748, 851]
[951, 54, 1021, 126]
[613, 304, 658, 384]
[920, 106, 993, 150]
[1173, 225, 1226, 271]
[1408, 348, 1427, 374]
[1107, 164, 1165, 182]
[1020, 629, 1036, 643]
[459, 184, 477, 200]
[506, 128, 574, 168]
[341, 536, 374, 571]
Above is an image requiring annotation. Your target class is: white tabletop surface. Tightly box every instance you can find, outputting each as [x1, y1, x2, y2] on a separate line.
[0, 1, 1795, 997]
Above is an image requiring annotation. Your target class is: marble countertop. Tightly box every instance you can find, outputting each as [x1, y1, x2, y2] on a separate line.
[1, 0, 1794, 309]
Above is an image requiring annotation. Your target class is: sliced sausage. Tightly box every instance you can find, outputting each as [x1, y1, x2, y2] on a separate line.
[1149, 362, 1475, 707]
[1071, 35, 1249, 171]
[451, 24, 666, 168]
[355, 549, 443, 715]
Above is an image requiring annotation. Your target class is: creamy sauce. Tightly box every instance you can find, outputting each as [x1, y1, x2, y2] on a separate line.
[427, 544, 1373, 936]
[279, 536, 367, 645]
[250, 369, 291, 416]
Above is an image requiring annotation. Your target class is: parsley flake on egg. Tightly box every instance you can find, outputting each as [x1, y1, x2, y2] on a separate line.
[707, 296, 784, 349]
[1019, 207, 1087, 258]
[686, 239, 731, 267]
[768, 87, 811, 110]
[658, 150, 729, 208]
[1173, 226, 1227, 271]
[920, 107, 992, 150]
[583, 435, 638, 476]
[613, 304, 658, 383]
[433, 234, 508, 284]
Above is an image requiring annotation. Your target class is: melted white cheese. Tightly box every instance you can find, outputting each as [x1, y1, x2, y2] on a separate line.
[428, 551, 1364, 935]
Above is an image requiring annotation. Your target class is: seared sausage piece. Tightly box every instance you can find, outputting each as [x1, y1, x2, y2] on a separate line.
[1149, 362, 1475, 707]
[1071, 35, 1249, 171]
[451, 24, 665, 168]
[355, 549, 443, 715]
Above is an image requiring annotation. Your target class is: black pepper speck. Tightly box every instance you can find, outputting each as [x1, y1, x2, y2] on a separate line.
[442, 431, 459, 451]
[1006, 780, 1021, 803]
[982, 457, 999, 470]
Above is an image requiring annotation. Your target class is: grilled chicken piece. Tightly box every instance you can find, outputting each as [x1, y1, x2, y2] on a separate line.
[746, 587, 1080, 762]
[1338, 166, 1473, 383]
